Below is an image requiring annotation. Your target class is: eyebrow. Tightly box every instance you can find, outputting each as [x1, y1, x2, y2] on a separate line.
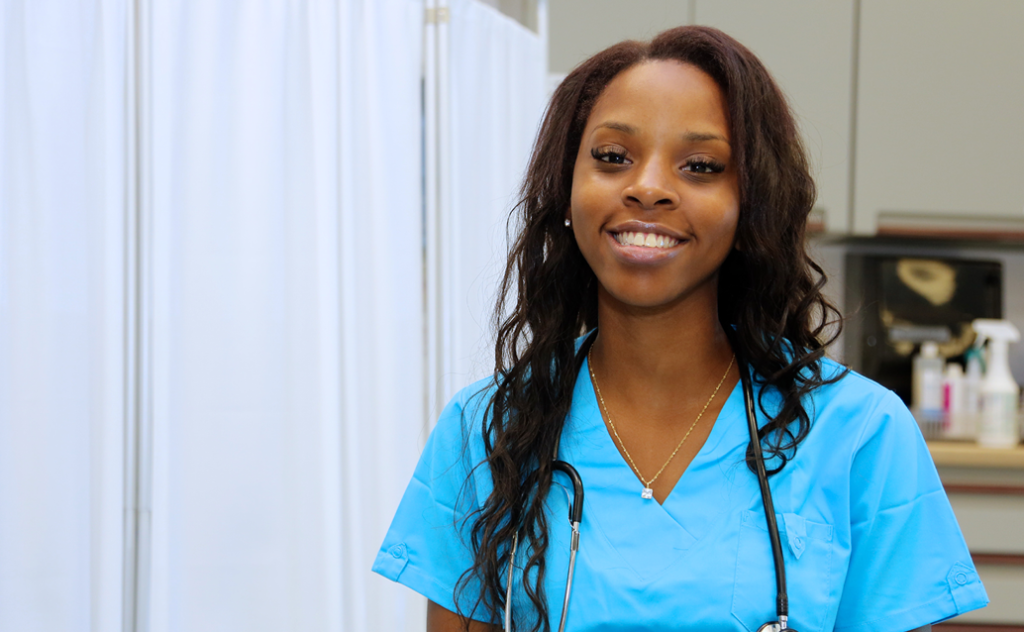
[682, 131, 729, 144]
[596, 121, 639, 135]
[594, 122, 729, 144]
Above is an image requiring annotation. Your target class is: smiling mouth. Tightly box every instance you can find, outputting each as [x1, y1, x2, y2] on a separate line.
[612, 231, 682, 249]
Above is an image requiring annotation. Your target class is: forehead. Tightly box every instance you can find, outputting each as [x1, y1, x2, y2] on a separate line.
[584, 60, 730, 138]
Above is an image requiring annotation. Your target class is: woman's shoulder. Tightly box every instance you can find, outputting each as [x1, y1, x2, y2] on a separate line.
[407, 377, 500, 514]
[423, 376, 500, 470]
[808, 355, 920, 451]
[439, 375, 499, 433]
[817, 355, 893, 400]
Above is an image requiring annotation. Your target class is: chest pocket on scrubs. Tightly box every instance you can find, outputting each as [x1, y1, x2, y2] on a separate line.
[731, 509, 834, 632]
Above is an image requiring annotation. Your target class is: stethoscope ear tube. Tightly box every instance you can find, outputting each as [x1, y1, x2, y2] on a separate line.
[552, 461, 584, 524]
[504, 335, 796, 632]
[739, 360, 792, 630]
[503, 334, 596, 632]
[504, 533, 517, 632]
[506, 462, 583, 632]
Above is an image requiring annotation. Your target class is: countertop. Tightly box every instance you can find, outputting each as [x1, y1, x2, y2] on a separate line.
[927, 441, 1024, 469]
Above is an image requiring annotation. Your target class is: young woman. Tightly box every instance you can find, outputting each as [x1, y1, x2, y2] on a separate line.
[373, 26, 987, 632]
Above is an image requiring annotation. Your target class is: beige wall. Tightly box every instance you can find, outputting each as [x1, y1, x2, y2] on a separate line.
[478, 0, 539, 31]
[548, 0, 694, 74]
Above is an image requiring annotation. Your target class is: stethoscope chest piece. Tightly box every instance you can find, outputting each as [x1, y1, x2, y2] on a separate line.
[757, 621, 798, 632]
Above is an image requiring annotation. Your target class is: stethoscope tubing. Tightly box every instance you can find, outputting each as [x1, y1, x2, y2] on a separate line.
[504, 534, 517, 631]
[505, 461, 581, 632]
[552, 460, 582, 632]
[558, 527, 578, 632]
[740, 361, 791, 631]
[502, 333, 795, 632]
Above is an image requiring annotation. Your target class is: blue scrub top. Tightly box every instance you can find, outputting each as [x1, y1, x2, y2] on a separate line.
[373, 357, 988, 631]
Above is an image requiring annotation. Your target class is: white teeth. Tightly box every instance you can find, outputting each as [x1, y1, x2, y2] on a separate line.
[615, 231, 680, 249]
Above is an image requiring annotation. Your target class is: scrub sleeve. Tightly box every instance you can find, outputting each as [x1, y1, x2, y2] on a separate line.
[834, 389, 988, 632]
[372, 383, 494, 622]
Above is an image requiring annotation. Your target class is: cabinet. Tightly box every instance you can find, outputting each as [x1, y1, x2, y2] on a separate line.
[695, 1, 855, 234]
[547, 1, 1024, 237]
[853, 0, 1024, 235]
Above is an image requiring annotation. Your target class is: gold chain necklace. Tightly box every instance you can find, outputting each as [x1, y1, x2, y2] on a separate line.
[588, 347, 734, 500]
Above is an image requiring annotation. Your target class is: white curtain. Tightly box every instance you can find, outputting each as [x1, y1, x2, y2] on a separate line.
[0, 0, 545, 630]
[0, 1, 128, 631]
[339, 1, 426, 630]
[436, 0, 546, 403]
[143, 1, 424, 631]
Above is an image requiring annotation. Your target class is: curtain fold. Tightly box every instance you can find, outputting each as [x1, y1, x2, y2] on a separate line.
[0, 2, 128, 631]
[442, 0, 546, 396]
[144, 1, 424, 630]
[338, 1, 425, 631]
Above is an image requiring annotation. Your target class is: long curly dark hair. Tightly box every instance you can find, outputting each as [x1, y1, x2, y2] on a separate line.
[454, 25, 844, 631]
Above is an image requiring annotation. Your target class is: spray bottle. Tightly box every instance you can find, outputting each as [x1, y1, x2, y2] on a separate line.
[973, 319, 1021, 448]
[912, 341, 945, 421]
[962, 346, 984, 438]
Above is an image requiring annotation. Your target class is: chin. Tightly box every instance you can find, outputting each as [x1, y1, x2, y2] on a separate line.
[599, 275, 719, 313]
[603, 287, 689, 312]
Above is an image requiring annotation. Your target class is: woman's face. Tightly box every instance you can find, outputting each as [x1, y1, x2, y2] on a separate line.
[569, 60, 740, 313]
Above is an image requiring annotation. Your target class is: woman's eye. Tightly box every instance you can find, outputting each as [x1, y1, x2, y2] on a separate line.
[683, 158, 726, 174]
[591, 147, 628, 165]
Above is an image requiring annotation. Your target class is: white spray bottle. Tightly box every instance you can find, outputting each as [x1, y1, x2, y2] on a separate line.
[973, 319, 1021, 448]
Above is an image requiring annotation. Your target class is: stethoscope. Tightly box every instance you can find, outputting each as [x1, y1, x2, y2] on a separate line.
[504, 333, 797, 632]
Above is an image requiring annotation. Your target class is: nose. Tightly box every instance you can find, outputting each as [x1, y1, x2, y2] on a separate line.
[622, 158, 679, 210]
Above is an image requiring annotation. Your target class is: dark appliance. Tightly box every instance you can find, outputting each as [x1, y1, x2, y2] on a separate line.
[844, 254, 1002, 406]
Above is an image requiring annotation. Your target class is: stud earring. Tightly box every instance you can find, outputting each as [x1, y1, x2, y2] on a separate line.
[564, 218, 571, 227]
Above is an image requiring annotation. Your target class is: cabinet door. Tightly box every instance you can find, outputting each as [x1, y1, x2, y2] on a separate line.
[854, 0, 1024, 235]
[695, 1, 856, 234]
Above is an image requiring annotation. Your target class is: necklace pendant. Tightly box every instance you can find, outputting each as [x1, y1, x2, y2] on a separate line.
[641, 487, 654, 500]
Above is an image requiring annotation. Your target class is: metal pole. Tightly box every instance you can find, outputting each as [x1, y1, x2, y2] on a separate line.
[122, 0, 152, 629]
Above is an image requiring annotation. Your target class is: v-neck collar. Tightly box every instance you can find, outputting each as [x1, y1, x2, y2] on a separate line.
[556, 357, 747, 580]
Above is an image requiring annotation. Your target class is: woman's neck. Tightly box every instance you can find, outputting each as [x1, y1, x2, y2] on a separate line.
[589, 287, 735, 417]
